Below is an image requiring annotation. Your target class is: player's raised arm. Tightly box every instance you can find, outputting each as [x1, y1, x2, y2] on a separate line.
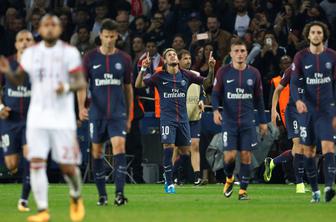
[135, 52, 151, 88]
[290, 53, 307, 113]
[203, 51, 216, 90]
[0, 56, 26, 86]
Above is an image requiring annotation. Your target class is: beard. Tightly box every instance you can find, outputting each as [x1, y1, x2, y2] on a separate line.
[236, 6, 247, 13]
[169, 62, 178, 67]
[43, 35, 58, 45]
[311, 41, 323, 47]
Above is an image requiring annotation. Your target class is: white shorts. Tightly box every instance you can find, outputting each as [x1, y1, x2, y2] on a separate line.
[27, 128, 81, 165]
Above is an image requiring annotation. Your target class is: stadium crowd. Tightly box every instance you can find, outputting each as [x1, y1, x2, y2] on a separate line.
[0, 0, 336, 185]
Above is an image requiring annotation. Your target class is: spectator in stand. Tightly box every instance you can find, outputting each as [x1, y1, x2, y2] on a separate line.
[249, 8, 271, 34]
[171, 34, 186, 54]
[273, 4, 296, 47]
[184, 12, 204, 46]
[157, 0, 174, 32]
[58, 8, 75, 42]
[200, 0, 217, 26]
[91, 1, 109, 38]
[252, 31, 287, 107]
[131, 35, 145, 65]
[320, 0, 336, 25]
[146, 11, 167, 53]
[246, 28, 266, 64]
[72, 24, 96, 56]
[132, 16, 149, 37]
[28, 8, 44, 41]
[116, 13, 132, 54]
[222, 0, 252, 37]
[206, 15, 231, 61]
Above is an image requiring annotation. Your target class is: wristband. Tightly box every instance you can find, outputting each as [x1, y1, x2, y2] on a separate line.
[140, 67, 147, 72]
[0, 104, 5, 112]
[63, 83, 70, 93]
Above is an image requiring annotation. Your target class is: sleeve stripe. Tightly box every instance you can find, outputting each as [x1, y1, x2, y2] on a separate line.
[69, 66, 83, 74]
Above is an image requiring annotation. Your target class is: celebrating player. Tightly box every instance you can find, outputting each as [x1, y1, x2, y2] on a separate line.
[212, 39, 267, 200]
[78, 19, 133, 206]
[0, 30, 34, 211]
[135, 48, 213, 193]
[173, 49, 215, 185]
[0, 15, 86, 222]
[290, 21, 336, 203]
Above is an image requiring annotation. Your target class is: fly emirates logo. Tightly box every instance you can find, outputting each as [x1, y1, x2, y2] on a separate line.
[95, 73, 121, 86]
[7, 86, 31, 97]
[227, 88, 252, 99]
[164, 88, 186, 99]
[306, 73, 331, 85]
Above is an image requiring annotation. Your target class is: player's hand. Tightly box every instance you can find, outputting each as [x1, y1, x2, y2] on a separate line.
[0, 106, 11, 119]
[198, 100, 205, 113]
[79, 107, 89, 121]
[271, 109, 280, 127]
[259, 123, 268, 137]
[141, 52, 151, 70]
[332, 117, 336, 129]
[208, 51, 216, 69]
[126, 119, 132, 133]
[55, 82, 71, 95]
[213, 109, 222, 125]
[0, 56, 11, 74]
[295, 100, 307, 113]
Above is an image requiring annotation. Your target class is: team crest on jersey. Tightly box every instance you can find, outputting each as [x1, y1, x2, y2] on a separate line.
[181, 79, 186, 86]
[247, 79, 253, 86]
[325, 62, 332, 70]
[291, 63, 295, 71]
[115, 62, 122, 70]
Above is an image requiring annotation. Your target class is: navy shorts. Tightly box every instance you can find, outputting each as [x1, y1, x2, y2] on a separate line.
[189, 121, 201, 139]
[1, 121, 26, 156]
[285, 105, 300, 139]
[160, 122, 191, 146]
[298, 111, 335, 146]
[89, 119, 126, 144]
[221, 127, 258, 151]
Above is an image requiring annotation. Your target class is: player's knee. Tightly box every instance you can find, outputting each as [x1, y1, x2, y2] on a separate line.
[113, 146, 125, 155]
[240, 151, 251, 164]
[59, 165, 75, 176]
[92, 146, 104, 158]
[304, 148, 315, 158]
[5, 162, 18, 173]
[191, 141, 199, 151]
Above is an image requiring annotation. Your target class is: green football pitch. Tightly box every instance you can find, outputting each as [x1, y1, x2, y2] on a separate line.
[0, 184, 335, 222]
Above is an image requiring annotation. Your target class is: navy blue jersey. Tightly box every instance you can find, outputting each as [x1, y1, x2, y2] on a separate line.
[290, 48, 336, 113]
[212, 64, 266, 129]
[280, 68, 296, 107]
[0, 56, 31, 121]
[84, 48, 132, 120]
[143, 69, 204, 123]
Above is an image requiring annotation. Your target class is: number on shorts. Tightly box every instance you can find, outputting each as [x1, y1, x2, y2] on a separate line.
[161, 126, 170, 136]
[293, 120, 298, 130]
[223, 131, 228, 146]
[89, 123, 94, 139]
[1, 134, 10, 148]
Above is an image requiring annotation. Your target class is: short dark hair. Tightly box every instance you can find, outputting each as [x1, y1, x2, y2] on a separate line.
[230, 38, 247, 48]
[302, 21, 330, 43]
[177, 49, 191, 60]
[100, 19, 118, 32]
